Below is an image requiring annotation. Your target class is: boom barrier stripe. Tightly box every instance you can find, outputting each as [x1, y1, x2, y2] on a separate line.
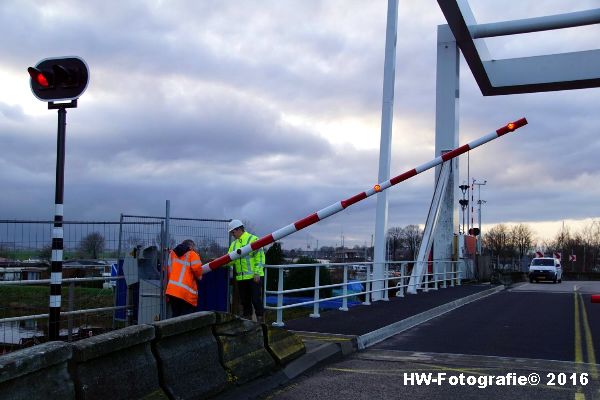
[201, 118, 527, 274]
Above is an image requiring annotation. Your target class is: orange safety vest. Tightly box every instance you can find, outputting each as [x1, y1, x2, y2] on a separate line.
[165, 250, 203, 307]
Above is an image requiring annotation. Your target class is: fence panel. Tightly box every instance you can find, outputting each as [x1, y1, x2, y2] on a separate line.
[0, 220, 162, 354]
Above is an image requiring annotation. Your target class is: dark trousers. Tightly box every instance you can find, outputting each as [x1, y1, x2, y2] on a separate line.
[237, 278, 264, 318]
[168, 295, 196, 317]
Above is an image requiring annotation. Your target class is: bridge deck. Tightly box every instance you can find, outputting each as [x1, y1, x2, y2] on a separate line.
[285, 283, 495, 336]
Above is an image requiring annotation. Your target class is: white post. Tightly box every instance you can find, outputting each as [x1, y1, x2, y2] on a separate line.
[310, 265, 320, 318]
[434, 24, 460, 281]
[400, 263, 406, 297]
[373, 0, 399, 302]
[363, 263, 371, 305]
[273, 267, 284, 327]
[339, 264, 349, 311]
[383, 262, 390, 301]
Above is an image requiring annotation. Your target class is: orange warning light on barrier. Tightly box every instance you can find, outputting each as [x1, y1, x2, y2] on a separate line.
[374, 184, 381, 192]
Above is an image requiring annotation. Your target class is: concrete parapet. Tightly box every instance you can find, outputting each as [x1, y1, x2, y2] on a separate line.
[152, 311, 227, 399]
[0, 341, 75, 400]
[263, 325, 306, 365]
[70, 325, 166, 400]
[213, 319, 276, 384]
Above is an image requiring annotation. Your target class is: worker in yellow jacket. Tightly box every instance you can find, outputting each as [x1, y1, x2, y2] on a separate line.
[228, 220, 265, 323]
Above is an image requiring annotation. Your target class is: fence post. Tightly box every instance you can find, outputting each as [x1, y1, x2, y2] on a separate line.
[274, 267, 284, 327]
[67, 281, 74, 341]
[161, 200, 170, 320]
[383, 262, 389, 301]
[396, 263, 405, 297]
[114, 213, 124, 329]
[310, 265, 320, 318]
[363, 264, 371, 305]
[443, 261, 448, 288]
[451, 262, 456, 287]
[339, 264, 348, 311]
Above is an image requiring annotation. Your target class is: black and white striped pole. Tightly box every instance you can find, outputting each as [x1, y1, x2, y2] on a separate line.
[28, 56, 89, 340]
[49, 105, 69, 340]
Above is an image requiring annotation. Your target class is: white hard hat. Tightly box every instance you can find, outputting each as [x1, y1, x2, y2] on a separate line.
[228, 219, 244, 232]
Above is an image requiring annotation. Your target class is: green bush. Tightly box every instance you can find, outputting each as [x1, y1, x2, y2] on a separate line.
[286, 256, 332, 298]
[265, 243, 285, 291]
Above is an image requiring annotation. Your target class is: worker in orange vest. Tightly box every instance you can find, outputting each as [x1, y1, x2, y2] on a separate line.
[165, 239, 203, 317]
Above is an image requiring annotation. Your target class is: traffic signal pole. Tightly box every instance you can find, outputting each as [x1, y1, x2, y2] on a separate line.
[202, 118, 528, 274]
[27, 56, 88, 341]
[48, 100, 77, 341]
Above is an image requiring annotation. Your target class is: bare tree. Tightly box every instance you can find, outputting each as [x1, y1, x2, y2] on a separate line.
[39, 244, 52, 261]
[402, 224, 423, 260]
[79, 232, 105, 259]
[483, 224, 511, 258]
[386, 226, 403, 260]
[510, 224, 534, 257]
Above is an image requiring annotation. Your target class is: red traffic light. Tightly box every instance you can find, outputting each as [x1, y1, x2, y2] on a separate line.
[28, 67, 51, 88]
[28, 56, 89, 102]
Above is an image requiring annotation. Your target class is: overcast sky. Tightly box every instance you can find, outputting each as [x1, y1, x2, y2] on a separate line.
[0, 0, 599, 250]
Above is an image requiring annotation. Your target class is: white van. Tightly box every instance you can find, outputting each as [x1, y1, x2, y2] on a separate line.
[529, 257, 562, 284]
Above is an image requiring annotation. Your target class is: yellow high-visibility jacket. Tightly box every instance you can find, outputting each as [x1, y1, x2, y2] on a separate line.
[228, 231, 265, 281]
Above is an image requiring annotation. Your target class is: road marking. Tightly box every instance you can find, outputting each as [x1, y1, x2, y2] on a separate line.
[297, 334, 354, 342]
[575, 291, 584, 363]
[578, 292, 598, 379]
[327, 367, 405, 376]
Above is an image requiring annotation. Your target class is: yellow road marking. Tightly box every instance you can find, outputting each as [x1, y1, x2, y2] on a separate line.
[578, 292, 598, 379]
[298, 334, 353, 342]
[327, 367, 404, 376]
[575, 291, 584, 363]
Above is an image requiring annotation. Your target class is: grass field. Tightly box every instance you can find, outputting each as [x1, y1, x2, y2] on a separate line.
[0, 285, 114, 318]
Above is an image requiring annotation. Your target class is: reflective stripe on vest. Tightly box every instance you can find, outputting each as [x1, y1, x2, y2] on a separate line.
[168, 253, 197, 295]
[244, 234, 253, 274]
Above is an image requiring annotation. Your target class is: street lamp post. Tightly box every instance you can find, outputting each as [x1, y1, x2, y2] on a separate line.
[459, 183, 469, 234]
[473, 179, 487, 254]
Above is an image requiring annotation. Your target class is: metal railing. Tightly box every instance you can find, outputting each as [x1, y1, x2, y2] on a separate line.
[264, 260, 463, 327]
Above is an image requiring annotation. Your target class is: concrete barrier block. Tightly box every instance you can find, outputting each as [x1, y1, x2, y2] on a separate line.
[0, 341, 75, 400]
[214, 311, 239, 324]
[153, 311, 215, 339]
[70, 325, 166, 400]
[214, 319, 275, 384]
[152, 312, 227, 399]
[263, 325, 306, 365]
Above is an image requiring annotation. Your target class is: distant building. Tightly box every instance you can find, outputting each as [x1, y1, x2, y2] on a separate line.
[0, 261, 49, 281]
[63, 259, 112, 278]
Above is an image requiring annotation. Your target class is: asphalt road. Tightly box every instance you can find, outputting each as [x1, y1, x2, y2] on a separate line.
[263, 281, 600, 400]
[373, 281, 600, 362]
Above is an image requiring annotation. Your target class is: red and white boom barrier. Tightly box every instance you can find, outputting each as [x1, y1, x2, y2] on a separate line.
[202, 118, 528, 273]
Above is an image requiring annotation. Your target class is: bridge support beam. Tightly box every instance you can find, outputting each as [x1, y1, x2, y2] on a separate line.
[433, 25, 460, 279]
[373, 0, 399, 301]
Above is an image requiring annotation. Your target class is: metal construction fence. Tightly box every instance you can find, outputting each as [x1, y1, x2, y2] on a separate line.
[0, 215, 230, 354]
